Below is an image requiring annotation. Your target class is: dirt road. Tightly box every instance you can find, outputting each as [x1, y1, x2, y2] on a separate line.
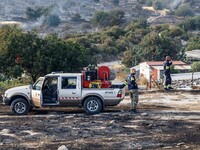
[1, 91, 200, 150]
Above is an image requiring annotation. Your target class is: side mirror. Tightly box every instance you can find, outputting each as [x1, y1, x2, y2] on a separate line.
[29, 84, 33, 89]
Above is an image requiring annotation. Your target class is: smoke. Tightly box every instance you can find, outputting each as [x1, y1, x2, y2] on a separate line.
[51, 5, 61, 16]
[21, 16, 46, 31]
[170, 0, 184, 10]
[51, 1, 66, 15]
[20, 1, 67, 31]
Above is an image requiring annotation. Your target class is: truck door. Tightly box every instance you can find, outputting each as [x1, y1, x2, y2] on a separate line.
[41, 76, 58, 105]
[59, 76, 81, 106]
[31, 78, 43, 107]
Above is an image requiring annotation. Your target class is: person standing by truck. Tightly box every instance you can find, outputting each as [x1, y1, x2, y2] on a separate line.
[163, 56, 173, 90]
[125, 68, 139, 113]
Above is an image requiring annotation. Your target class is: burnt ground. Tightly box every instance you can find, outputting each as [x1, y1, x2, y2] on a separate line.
[1, 91, 200, 150]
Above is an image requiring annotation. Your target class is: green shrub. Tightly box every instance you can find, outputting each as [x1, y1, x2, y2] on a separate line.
[175, 4, 194, 17]
[191, 61, 200, 72]
[153, 0, 163, 10]
[45, 14, 61, 27]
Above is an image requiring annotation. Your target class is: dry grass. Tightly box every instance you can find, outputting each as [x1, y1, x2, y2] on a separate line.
[112, 64, 126, 82]
[138, 76, 148, 85]
[142, 6, 169, 15]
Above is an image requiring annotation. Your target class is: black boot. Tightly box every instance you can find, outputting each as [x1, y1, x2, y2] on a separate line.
[131, 109, 137, 113]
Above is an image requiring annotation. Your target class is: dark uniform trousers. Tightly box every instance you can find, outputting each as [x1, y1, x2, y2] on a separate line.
[164, 74, 172, 89]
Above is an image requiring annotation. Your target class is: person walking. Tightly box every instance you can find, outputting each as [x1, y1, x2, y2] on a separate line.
[163, 56, 173, 90]
[126, 68, 139, 112]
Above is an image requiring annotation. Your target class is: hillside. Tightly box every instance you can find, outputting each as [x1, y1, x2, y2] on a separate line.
[0, 0, 199, 36]
[0, 0, 144, 36]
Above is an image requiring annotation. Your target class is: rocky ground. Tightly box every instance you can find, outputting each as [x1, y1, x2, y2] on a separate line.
[1, 90, 200, 150]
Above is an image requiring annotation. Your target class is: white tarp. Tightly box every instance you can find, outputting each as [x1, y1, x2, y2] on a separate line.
[171, 72, 200, 80]
[185, 50, 200, 59]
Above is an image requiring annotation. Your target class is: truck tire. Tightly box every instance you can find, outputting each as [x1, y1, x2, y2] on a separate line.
[11, 98, 30, 115]
[83, 97, 102, 114]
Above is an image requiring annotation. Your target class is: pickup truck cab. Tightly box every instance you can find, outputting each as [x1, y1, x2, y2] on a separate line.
[2, 73, 125, 115]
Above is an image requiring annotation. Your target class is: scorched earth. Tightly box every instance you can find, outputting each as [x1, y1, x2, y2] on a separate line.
[0, 91, 200, 150]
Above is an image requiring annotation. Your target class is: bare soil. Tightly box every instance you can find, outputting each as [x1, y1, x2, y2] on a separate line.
[1, 91, 200, 150]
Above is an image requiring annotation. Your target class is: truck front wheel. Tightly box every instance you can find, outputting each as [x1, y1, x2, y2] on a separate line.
[83, 97, 102, 114]
[11, 98, 30, 115]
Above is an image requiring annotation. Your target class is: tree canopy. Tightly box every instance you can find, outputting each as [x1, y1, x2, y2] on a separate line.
[92, 9, 125, 28]
[179, 15, 200, 31]
[185, 36, 200, 51]
[64, 18, 187, 68]
[0, 25, 89, 82]
[191, 61, 200, 72]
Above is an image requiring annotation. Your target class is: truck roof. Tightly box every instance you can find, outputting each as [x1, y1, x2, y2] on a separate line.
[45, 72, 82, 77]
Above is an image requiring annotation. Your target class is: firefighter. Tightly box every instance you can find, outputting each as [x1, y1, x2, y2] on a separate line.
[163, 56, 173, 90]
[124, 68, 139, 112]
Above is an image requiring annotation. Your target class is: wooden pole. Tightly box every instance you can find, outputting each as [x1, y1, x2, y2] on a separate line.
[149, 75, 152, 89]
[191, 71, 194, 89]
[151, 76, 161, 90]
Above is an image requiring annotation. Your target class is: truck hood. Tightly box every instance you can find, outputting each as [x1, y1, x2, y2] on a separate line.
[6, 85, 30, 93]
[5, 85, 31, 99]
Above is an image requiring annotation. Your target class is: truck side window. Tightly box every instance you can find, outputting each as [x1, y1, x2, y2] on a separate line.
[33, 80, 43, 90]
[62, 77, 77, 89]
[43, 77, 58, 91]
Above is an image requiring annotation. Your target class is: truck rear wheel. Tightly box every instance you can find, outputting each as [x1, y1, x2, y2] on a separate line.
[83, 97, 102, 114]
[11, 98, 30, 115]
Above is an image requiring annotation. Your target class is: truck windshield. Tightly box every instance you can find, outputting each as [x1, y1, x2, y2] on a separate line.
[33, 78, 43, 90]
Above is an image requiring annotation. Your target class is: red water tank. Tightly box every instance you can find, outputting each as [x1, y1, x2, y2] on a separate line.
[98, 66, 111, 80]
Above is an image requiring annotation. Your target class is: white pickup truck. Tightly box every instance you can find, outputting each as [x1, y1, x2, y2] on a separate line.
[2, 73, 125, 115]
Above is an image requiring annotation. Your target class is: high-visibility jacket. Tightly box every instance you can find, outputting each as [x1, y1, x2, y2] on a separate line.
[163, 61, 172, 76]
[126, 73, 138, 90]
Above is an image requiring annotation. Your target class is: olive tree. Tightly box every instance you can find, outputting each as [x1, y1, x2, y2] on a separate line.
[0, 26, 89, 82]
[191, 61, 200, 72]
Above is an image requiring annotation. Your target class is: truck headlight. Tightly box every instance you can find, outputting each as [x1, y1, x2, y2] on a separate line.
[3, 92, 8, 98]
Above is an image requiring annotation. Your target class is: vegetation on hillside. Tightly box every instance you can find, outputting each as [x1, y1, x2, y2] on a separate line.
[1, 0, 200, 82]
[65, 17, 197, 67]
[175, 4, 194, 17]
[25, 6, 61, 27]
[92, 9, 125, 28]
